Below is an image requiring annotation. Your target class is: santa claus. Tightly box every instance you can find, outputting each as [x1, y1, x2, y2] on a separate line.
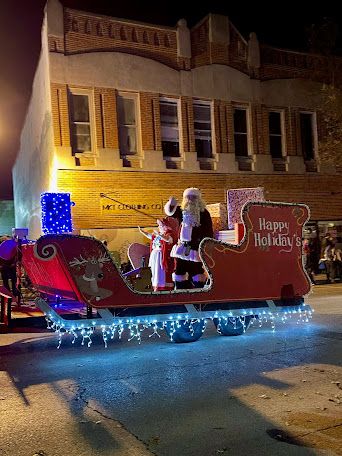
[164, 187, 213, 289]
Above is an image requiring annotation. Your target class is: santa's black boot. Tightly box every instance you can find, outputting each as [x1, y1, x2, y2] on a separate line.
[192, 281, 205, 289]
[192, 274, 207, 289]
[175, 280, 191, 290]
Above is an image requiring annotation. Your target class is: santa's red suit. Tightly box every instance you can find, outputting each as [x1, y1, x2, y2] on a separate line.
[164, 188, 213, 289]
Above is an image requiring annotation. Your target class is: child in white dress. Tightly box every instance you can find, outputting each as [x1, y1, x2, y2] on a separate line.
[139, 217, 178, 291]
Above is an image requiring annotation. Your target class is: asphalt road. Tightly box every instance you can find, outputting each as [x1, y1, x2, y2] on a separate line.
[0, 284, 341, 456]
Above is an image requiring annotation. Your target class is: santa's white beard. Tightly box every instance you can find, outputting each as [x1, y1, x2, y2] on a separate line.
[181, 201, 201, 227]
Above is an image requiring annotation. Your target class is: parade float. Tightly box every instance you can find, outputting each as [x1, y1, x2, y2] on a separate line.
[17, 191, 313, 347]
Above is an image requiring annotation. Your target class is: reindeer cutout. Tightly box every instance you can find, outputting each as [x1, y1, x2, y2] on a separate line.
[69, 252, 113, 302]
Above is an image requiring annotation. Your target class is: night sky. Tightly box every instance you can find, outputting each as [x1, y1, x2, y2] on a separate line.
[0, 0, 340, 199]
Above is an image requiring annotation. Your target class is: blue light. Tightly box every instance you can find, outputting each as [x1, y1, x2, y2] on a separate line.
[41, 192, 73, 235]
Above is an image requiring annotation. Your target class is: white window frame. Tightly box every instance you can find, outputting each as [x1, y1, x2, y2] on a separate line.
[233, 105, 251, 157]
[117, 92, 141, 157]
[68, 88, 95, 155]
[299, 111, 318, 160]
[268, 109, 286, 158]
[193, 99, 214, 159]
[160, 97, 182, 158]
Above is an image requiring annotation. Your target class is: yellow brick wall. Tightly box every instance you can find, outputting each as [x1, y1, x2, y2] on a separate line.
[58, 170, 342, 230]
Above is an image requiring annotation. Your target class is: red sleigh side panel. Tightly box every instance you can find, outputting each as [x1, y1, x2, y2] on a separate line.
[201, 202, 311, 301]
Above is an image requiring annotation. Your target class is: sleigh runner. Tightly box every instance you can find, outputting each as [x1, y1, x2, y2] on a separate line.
[22, 201, 313, 345]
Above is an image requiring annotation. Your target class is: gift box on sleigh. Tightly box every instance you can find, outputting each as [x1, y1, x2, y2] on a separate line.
[207, 187, 265, 244]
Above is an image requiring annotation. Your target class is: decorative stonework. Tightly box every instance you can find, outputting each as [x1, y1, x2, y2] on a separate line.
[62, 9, 182, 70]
[260, 46, 342, 84]
[47, 8, 342, 84]
[48, 35, 64, 53]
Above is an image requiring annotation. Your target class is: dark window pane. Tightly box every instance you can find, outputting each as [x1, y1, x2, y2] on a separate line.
[162, 141, 180, 157]
[270, 136, 283, 158]
[196, 139, 212, 158]
[300, 113, 314, 160]
[117, 96, 137, 156]
[234, 134, 248, 156]
[70, 94, 90, 122]
[194, 104, 211, 122]
[74, 124, 90, 135]
[118, 97, 135, 125]
[119, 126, 137, 155]
[233, 109, 247, 133]
[194, 103, 212, 158]
[160, 101, 178, 127]
[194, 122, 211, 132]
[71, 122, 91, 153]
[161, 126, 179, 144]
[269, 112, 281, 134]
[72, 132, 91, 152]
[195, 130, 211, 139]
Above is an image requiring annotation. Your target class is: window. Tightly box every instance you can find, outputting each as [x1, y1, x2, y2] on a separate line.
[160, 99, 180, 157]
[194, 101, 212, 158]
[69, 93, 92, 154]
[268, 111, 283, 158]
[233, 108, 248, 156]
[117, 94, 138, 156]
[300, 113, 316, 160]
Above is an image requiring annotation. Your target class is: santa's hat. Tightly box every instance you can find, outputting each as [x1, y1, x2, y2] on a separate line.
[183, 187, 201, 198]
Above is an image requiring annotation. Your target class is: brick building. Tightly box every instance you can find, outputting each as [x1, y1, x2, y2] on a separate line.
[13, 0, 342, 256]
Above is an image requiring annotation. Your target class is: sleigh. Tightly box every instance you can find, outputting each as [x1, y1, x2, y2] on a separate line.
[22, 201, 312, 345]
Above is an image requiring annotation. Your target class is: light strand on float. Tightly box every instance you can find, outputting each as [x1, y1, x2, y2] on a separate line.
[43, 307, 313, 349]
[149, 322, 162, 338]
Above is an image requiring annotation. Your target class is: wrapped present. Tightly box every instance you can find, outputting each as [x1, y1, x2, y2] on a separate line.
[207, 203, 228, 235]
[216, 230, 236, 243]
[227, 187, 265, 229]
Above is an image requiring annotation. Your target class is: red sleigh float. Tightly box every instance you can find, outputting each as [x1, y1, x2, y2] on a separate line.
[22, 201, 312, 345]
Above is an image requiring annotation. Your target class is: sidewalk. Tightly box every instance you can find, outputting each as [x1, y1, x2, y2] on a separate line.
[312, 272, 342, 285]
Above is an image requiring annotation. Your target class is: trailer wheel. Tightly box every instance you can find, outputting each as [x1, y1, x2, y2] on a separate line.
[164, 319, 206, 343]
[213, 316, 251, 336]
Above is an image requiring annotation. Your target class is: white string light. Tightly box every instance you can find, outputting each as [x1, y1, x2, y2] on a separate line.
[43, 307, 313, 349]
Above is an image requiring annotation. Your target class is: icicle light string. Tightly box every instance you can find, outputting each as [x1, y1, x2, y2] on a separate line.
[43, 308, 313, 349]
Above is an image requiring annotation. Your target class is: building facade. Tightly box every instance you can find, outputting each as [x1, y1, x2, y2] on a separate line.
[0, 200, 15, 236]
[13, 0, 342, 255]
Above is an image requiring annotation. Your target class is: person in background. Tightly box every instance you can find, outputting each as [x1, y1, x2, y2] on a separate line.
[303, 238, 316, 285]
[323, 237, 336, 283]
[332, 242, 342, 281]
[0, 235, 19, 297]
[164, 187, 213, 289]
[139, 216, 179, 291]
